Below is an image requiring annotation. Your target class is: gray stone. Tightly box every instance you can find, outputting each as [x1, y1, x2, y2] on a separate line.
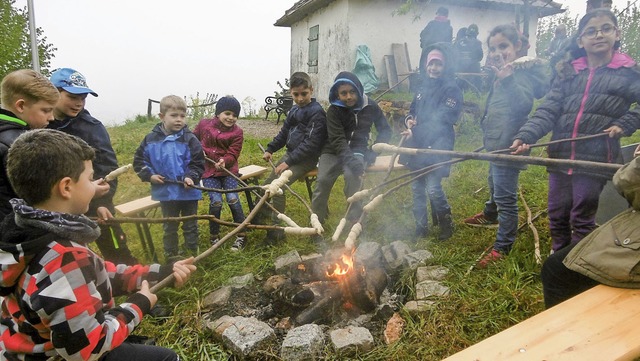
[204, 315, 237, 341]
[202, 286, 232, 309]
[416, 266, 448, 283]
[403, 300, 436, 313]
[348, 314, 373, 327]
[228, 273, 254, 289]
[415, 280, 450, 299]
[329, 326, 374, 355]
[404, 249, 433, 269]
[381, 241, 413, 270]
[353, 241, 384, 268]
[280, 324, 325, 361]
[301, 253, 322, 262]
[222, 317, 276, 359]
[275, 250, 302, 272]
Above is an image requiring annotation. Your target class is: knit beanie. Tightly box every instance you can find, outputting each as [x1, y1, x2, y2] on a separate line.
[215, 96, 241, 116]
[426, 49, 445, 66]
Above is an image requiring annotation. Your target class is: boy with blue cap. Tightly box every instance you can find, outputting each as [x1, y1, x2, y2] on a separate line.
[49, 68, 138, 265]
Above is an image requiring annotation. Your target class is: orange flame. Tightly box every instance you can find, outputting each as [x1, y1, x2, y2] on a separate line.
[327, 254, 354, 277]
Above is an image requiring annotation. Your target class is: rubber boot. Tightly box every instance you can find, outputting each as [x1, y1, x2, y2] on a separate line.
[438, 211, 454, 241]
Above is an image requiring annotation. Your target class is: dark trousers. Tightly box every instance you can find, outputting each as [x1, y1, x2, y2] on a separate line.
[541, 241, 599, 308]
[94, 223, 138, 265]
[99, 343, 178, 361]
[160, 200, 199, 256]
[260, 155, 317, 222]
[548, 172, 606, 251]
[311, 153, 364, 223]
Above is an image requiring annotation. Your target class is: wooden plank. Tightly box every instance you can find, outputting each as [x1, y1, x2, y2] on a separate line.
[443, 285, 640, 361]
[384, 54, 399, 90]
[366, 155, 406, 172]
[392, 43, 411, 75]
[114, 195, 159, 216]
[239, 164, 268, 180]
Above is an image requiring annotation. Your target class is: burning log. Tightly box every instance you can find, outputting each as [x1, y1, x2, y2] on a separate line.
[263, 275, 315, 309]
[293, 251, 389, 325]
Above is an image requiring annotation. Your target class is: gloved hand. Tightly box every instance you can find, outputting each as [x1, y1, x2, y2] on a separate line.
[348, 153, 366, 176]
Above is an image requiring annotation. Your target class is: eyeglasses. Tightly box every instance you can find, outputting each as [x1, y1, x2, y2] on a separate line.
[580, 24, 617, 39]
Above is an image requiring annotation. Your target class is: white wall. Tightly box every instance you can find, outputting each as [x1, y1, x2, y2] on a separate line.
[288, 0, 543, 103]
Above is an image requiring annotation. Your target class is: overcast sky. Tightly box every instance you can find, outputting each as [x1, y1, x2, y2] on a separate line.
[14, 0, 631, 125]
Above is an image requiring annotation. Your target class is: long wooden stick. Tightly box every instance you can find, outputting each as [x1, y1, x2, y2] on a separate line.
[257, 143, 313, 214]
[149, 190, 271, 293]
[372, 144, 622, 175]
[519, 189, 541, 265]
[204, 155, 281, 216]
[102, 214, 286, 231]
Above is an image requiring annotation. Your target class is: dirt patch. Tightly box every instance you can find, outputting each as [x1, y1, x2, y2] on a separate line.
[237, 118, 283, 139]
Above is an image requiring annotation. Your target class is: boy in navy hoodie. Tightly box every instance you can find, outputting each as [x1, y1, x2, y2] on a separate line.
[311, 71, 391, 227]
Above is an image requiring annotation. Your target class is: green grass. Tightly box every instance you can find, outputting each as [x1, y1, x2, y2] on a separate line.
[106, 112, 640, 360]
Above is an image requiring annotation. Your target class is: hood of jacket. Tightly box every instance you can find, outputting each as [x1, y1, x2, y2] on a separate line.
[0, 199, 100, 295]
[329, 71, 366, 110]
[556, 51, 638, 80]
[418, 42, 457, 80]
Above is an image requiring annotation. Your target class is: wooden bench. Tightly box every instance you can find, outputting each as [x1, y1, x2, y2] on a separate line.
[301, 155, 406, 200]
[263, 96, 293, 124]
[443, 284, 640, 361]
[115, 165, 268, 261]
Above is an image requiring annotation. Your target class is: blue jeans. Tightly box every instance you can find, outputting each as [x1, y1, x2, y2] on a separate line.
[203, 176, 246, 236]
[411, 173, 450, 230]
[160, 200, 199, 256]
[488, 163, 520, 253]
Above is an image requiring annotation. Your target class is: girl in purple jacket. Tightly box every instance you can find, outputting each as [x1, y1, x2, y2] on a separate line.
[512, 9, 640, 252]
[193, 96, 247, 251]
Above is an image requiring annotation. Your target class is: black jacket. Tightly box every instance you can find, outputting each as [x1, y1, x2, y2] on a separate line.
[0, 109, 29, 220]
[516, 53, 640, 178]
[402, 43, 463, 177]
[266, 99, 327, 165]
[48, 109, 120, 215]
[420, 17, 453, 49]
[323, 71, 392, 166]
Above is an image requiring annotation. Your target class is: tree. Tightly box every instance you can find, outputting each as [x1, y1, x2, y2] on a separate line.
[535, 12, 578, 58]
[242, 96, 257, 118]
[0, 0, 56, 79]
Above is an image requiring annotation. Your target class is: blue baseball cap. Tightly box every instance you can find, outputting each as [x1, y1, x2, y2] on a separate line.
[50, 68, 98, 97]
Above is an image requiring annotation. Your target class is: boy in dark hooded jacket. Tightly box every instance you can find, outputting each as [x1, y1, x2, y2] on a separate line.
[401, 43, 463, 241]
[311, 71, 391, 226]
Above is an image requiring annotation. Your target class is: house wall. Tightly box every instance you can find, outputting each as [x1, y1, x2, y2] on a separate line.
[288, 0, 542, 103]
[289, 1, 350, 103]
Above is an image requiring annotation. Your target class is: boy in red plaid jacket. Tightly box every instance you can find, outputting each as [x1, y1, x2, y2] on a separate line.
[0, 129, 195, 361]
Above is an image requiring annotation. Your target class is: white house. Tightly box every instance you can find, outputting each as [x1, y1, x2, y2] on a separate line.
[275, 0, 563, 101]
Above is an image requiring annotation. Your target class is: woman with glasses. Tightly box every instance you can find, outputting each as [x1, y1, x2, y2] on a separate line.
[512, 9, 640, 253]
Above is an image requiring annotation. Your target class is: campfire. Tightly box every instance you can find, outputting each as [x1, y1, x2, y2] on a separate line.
[264, 247, 388, 326]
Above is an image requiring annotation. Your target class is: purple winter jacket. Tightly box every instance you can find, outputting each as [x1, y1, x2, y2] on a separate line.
[193, 116, 243, 178]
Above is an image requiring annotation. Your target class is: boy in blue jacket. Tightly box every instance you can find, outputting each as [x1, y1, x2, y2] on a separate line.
[261, 72, 327, 243]
[134, 95, 204, 260]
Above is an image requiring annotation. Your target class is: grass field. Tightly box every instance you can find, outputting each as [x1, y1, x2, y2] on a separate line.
[105, 109, 640, 360]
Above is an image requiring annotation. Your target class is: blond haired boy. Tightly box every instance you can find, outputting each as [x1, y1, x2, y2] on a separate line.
[0, 69, 59, 219]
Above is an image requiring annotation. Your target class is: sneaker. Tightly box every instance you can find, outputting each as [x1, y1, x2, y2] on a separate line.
[231, 236, 246, 251]
[477, 249, 504, 269]
[463, 213, 499, 228]
[210, 235, 220, 246]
